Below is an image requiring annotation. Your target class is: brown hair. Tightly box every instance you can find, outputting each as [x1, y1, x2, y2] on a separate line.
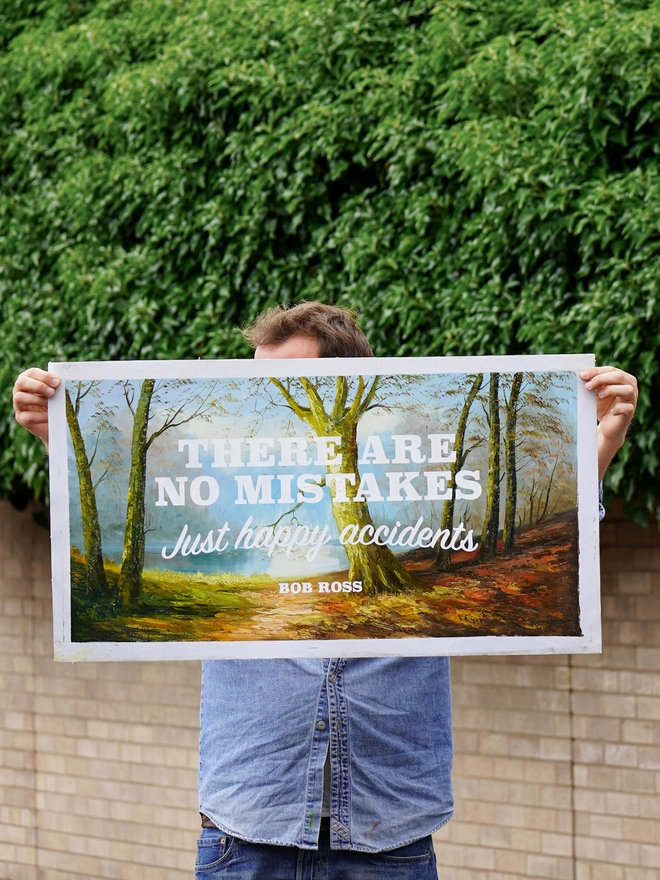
[243, 301, 374, 358]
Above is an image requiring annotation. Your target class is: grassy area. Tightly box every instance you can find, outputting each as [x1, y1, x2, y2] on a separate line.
[71, 559, 271, 642]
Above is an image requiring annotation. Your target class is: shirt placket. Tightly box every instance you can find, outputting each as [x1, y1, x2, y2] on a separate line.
[301, 659, 331, 847]
[327, 658, 351, 849]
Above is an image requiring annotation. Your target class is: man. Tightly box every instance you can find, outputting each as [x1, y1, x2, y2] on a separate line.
[13, 302, 638, 879]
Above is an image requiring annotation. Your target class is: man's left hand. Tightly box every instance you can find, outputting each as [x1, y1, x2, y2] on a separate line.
[580, 366, 638, 480]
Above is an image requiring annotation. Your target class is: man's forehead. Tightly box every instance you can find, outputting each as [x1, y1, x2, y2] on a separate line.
[254, 335, 322, 360]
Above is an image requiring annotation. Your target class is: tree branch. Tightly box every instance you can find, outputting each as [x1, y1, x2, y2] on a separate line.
[269, 378, 313, 423]
[356, 376, 380, 419]
[123, 381, 135, 417]
[92, 464, 112, 490]
[346, 376, 366, 421]
[299, 377, 329, 425]
[267, 478, 327, 529]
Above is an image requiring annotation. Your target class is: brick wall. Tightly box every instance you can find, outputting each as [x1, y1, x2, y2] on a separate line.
[0, 502, 200, 880]
[1, 500, 658, 879]
[434, 501, 660, 880]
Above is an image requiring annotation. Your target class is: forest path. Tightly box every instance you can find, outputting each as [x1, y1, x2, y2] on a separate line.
[221, 586, 329, 641]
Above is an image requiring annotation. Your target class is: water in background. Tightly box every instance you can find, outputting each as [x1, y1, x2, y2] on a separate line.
[98, 541, 348, 579]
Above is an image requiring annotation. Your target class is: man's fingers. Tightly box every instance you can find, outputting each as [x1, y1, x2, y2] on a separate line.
[21, 367, 59, 385]
[607, 401, 636, 418]
[580, 366, 637, 392]
[594, 383, 637, 403]
[14, 410, 49, 444]
[580, 366, 638, 425]
[15, 410, 49, 427]
[12, 367, 55, 446]
[13, 373, 59, 399]
[13, 391, 51, 412]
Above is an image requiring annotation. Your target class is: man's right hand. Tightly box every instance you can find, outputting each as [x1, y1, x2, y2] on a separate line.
[12, 368, 60, 448]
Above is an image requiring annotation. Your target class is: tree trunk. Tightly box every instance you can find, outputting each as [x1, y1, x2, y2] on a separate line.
[538, 458, 559, 522]
[435, 373, 483, 571]
[274, 375, 424, 595]
[479, 373, 501, 560]
[65, 390, 110, 598]
[502, 372, 523, 552]
[118, 380, 154, 609]
[327, 420, 422, 595]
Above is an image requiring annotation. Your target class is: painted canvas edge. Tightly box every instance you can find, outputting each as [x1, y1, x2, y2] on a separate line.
[48, 353, 600, 661]
[50, 353, 594, 381]
[53, 634, 602, 662]
[48, 375, 72, 659]
[575, 354, 601, 652]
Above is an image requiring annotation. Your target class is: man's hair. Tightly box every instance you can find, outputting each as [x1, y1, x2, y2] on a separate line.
[243, 302, 374, 358]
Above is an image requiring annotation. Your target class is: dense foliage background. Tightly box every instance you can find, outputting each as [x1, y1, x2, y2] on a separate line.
[1, 0, 659, 520]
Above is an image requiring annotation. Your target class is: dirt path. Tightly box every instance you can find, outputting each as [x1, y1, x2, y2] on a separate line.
[222, 591, 328, 641]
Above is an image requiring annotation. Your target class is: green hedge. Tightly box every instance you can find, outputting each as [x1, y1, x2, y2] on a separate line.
[1, 0, 659, 520]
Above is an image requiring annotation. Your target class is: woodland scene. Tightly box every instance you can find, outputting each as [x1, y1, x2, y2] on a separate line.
[64, 368, 582, 645]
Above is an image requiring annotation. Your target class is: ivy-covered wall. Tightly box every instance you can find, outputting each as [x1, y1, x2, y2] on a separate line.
[1, 0, 658, 517]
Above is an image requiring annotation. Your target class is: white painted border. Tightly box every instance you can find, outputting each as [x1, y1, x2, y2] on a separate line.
[48, 354, 599, 662]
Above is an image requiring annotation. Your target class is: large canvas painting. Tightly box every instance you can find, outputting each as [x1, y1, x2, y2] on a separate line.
[48, 354, 600, 660]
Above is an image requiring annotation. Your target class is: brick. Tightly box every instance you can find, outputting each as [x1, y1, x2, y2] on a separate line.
[526, 854, 570, 878]
[616, 572, 652, 594]
[582, 867, 624, 880]
[493, 847, 527, 873]
[4, 500, 660, 880]
[621, 817, 660, 845]
[606, 839, 641, 865]
[638, 794, 660, 819]
[540, 832, 572, 857]
[639, 844, 660, 868]
[619, 768, 657, 794]
[575, 834, 608, 860]
[574, 740, 605, 763]
[572, 714, 621, 741]
[605, 744, 639, 767]
[431, 840, 467, 868]
[605, 792, 640, 816]
[636, 697, 660, 721]
[479, 825, 509, 848]
[636, 648, 660, 671]
[639, 745, 660, 770]
[465, 846, 495, 869]
[589, 815, 623, 838]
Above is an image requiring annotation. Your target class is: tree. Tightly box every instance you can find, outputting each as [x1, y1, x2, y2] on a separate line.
[506, 373, 577, 536]
[502, 372, 524, 552]
[65, 383, 111, 599]
[434, 373, 483, 570]
[270, 375, 423, 595]
[117, 380, 154, 609]
[519, 446, 575, 529]
[117, 380, 219, 609]
[479, 373, 501, 560]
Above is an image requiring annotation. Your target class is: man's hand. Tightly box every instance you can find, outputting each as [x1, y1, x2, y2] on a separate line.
[12, 368, 60, 448]
[580, 366, 638, 480]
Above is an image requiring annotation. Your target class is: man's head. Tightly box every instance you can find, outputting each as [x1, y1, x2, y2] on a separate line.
[244, 302, 374, 360]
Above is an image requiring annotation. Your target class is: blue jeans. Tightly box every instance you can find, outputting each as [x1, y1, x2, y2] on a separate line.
[195, 822, 439, 880]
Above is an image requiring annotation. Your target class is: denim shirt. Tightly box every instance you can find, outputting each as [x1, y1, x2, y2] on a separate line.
[198, 657, 454, 852]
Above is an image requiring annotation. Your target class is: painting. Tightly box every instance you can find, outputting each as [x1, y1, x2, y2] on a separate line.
[48, 354, 600, 660]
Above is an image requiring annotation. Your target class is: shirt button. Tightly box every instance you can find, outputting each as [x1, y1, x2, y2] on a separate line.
[316, 720, 327, 730]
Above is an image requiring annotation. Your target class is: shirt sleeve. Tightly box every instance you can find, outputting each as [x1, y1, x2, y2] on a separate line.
[599, 482, 605, 521]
